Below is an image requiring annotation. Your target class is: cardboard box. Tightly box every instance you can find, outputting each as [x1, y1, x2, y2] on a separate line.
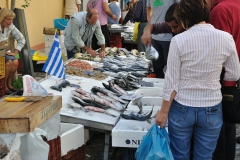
[43, 27, 64, 35]
[60, 123, 84, 156]
[45, 40, 65, 48]
[134, 88, 163, 97]
[0, 96, 62, 133]
[45, 34, 65, 42]
[112, 119, 154, 148]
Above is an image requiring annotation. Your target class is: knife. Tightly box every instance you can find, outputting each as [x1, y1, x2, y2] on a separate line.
[4, 96, 43, 102]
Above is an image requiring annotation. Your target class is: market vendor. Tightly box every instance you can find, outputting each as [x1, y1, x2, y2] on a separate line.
[0, 8, 26, 95]
[64, 8, 105, 59]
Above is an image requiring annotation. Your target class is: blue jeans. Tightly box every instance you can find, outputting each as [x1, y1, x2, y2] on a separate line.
[151, 39, 171, 78]
[168, 100, 223, 160]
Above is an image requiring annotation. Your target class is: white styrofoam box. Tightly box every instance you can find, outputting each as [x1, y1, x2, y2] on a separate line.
[45, 40, 65, 48]
[45, 34, 65, 42]
[141, 78, 165, 88]
[134, 88, 163, 97]
[112, 119, 154, 148]
[60, 123, 84, 156]
[142, 77, 165, 83]
[127, 97, 162, 111]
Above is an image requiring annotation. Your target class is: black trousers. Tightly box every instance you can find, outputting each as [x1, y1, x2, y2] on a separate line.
[212, 122, 236, 160]
[91, 25, 109, 50]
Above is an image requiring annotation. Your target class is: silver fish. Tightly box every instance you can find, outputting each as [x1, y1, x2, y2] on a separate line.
[75, 88, 91, 97]
[113, 84, 128, 95]
[68, 101, 88, 113]
[84, 106, 116, 117]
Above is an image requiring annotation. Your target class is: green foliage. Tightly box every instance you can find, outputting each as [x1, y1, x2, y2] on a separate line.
[12, 76, 23, 89]
[22, 0, 31, 8]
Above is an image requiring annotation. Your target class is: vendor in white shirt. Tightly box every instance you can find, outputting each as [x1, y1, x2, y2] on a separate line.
[0, 8, 26, 95]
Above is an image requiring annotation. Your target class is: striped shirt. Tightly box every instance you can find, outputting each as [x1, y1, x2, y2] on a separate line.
[0, 24, 25, 51]
[163, 24, 240, 107]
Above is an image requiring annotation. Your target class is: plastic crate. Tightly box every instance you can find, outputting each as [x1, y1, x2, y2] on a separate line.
[110, 42, 122, 48]
[110, 33, 122, 43]
[0, 57, 5, 79]
[45, 136, 61, 160]
[123, 148, 137, 160]
[0, 77, 5, 98]
[61, 145, 86, 160]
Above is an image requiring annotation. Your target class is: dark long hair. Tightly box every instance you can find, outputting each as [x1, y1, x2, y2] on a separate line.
[174, 0, 210, 28]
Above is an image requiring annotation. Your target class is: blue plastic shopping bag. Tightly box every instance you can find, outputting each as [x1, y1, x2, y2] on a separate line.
[135, 124, 174, 160]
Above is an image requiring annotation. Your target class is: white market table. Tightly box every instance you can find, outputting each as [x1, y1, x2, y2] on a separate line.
[39, 73, 125, 160]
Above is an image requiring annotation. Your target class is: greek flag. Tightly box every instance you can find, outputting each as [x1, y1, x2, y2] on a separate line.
[42, 33, 66, 79]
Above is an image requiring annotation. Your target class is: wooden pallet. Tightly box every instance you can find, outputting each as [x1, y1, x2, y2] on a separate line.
[0, 96, 62, 133]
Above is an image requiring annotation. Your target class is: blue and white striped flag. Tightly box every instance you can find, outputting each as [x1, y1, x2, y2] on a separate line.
[42, 32, 66, 79]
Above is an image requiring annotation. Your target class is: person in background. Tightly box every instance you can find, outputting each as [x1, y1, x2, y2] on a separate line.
[122, 0, 138, 25]
[0, 8, 25, 95]
[155, 0, 240, 159]
[108, 0, 121, 24]
[87, 0, 117, 50]
[64, 9, 105, 59]
[141, 3, 183, 46]
[208, 0, 240, 159]
[133, 0, 147, 52]
[64, 0, 81, 19]
[147, 0, 177, 78]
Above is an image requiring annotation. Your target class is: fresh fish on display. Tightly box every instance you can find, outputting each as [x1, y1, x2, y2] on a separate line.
[132, 107, 153, 121]
[50, 79, 70, 92]
[103, 71, 119, 78]
[70, 83, 81, 89]
[113, 84, 128, 95]
[75, 88, 91, 97]
[96, 92, 124, 110]
[93, 68, 105, 72]
[72, 96, 93, 106]
[72, 90, 109, 110]
[84, 106, 117, 117]
[91, 86, 115, 95]
[108, 81, 123, 95]
[131, 72, 146, 78]
[68, 101, 88, 113]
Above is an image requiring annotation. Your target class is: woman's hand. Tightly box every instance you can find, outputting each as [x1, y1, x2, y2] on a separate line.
[155, 109, 169, 128]
[6, 51, 16, 56]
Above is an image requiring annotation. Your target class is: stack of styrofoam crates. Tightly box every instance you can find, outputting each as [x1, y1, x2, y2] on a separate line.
[0, 42, 6, 98]
[43, 28, 67, 61]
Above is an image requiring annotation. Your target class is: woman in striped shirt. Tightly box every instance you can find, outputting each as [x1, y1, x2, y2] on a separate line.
[155, 0, 240, 159]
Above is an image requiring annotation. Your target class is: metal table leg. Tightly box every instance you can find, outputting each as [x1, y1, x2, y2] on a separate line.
[104, 132, 110, 160]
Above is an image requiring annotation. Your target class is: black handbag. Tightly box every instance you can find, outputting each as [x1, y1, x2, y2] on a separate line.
[221, 80, 240, 123]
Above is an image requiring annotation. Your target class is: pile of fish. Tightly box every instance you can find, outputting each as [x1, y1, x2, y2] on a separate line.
[121, 102, 154, 121]
[112, 73, 141, 90]
[74, 47, 146, 62]
[93, 56, 150, 79]
[68, 82, 129, 117]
